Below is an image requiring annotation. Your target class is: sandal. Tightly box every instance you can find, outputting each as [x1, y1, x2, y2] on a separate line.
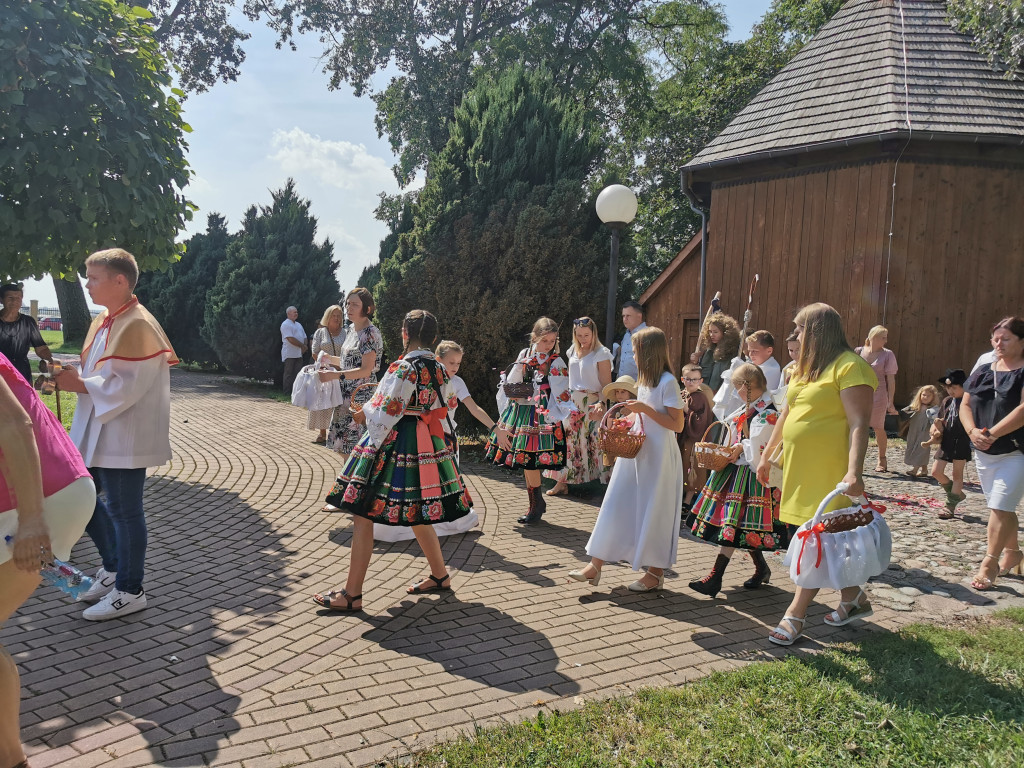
[823, 588, 874, 626]
[312, 588, 363, 612]
[312, 436, 327, 445]
[999, 548, 1024, 577]
[937, 509, 955, 520]
[545, 483, 569, 497]
[408, 573, 452, 595]
[971, 554, 1000, 591]
[768, 615, 805, 646]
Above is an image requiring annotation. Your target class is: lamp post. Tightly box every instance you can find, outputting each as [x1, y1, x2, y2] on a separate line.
[595, 184, 638, 349]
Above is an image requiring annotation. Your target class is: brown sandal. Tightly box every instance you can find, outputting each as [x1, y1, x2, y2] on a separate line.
[312, 589, 363, 612]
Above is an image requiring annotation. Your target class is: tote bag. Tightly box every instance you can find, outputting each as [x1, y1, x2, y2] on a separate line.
[784, 483, 891, 590]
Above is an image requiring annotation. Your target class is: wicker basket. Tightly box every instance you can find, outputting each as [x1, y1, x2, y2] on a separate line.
[820, 507, 880, 534]
[347, 381, 378, 423]
[501, 361, 535, 400]
[694, 421, 735, 472]
[599, 402, 645, 460]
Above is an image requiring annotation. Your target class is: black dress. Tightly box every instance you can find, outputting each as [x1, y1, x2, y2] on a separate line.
[936, 395, 971, 462]
[0, 314, 45, 382]
[965, 364, 1024, 455]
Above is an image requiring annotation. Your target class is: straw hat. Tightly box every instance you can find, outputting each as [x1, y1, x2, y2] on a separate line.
[602, 375, 638, 400]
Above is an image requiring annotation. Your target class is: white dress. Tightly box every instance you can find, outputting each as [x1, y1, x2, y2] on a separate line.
[374, 373, 479, 542]
[586, 371, 685, 570]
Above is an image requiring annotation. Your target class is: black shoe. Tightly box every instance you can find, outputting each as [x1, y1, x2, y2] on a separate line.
[689, 569, 723, 597]
[743, 552, 771, 589]
[518, 486, 544, 524]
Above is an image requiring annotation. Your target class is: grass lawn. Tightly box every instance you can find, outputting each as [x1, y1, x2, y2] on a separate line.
[398, 610, 1024, 767]
[39, 330, 82, 356]
[41, 390, 76, 431]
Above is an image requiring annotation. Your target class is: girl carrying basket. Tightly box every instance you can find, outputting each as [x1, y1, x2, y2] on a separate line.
[312, 310, 472, 612]
[686, 363, 787, 597]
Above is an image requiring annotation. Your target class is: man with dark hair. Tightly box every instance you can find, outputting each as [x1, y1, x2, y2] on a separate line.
[617, 301, 647, 379]
[0, 283, 53, 382]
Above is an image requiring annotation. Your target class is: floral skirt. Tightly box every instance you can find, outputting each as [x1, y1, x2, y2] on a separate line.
[484, 398, 566, 471]
[327, 384, 376, 455]
[544, 391, 609, 485]
[685, 463, 789, 551]
[326, 416, 472, 526]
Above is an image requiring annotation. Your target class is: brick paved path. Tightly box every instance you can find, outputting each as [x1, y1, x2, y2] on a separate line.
[5, 371, 1022, 768]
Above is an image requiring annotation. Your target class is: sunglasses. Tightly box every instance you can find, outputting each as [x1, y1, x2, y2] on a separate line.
[573, 318, 593, 327]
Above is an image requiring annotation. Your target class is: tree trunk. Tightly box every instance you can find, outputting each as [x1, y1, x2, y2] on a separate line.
[52, 275, 92, 346]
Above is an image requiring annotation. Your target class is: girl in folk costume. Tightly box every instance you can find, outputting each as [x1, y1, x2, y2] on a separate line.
[567, 327, 686, 592]
[372, 340, 493, 544]
[485, 318, 575, 524]
[312, 311, 472, 612]
[902, 384, 942, 478]
[544, 317, 614, 495]
[695, 313, 741, 393]
[686, 363, 787, 597]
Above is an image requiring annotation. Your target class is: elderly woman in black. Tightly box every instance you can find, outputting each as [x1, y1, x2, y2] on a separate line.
[0, 284, 53, 383]
[961, 317, 1024, 590]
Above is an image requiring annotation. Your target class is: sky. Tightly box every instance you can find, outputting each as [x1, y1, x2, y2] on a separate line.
[23, 0, 772, 311]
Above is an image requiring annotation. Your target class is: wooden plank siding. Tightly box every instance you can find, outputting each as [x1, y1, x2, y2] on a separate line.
[643, 159, 1024, 405]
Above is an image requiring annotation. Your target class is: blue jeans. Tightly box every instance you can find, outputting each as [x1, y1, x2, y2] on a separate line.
[85, 467, 148, 594]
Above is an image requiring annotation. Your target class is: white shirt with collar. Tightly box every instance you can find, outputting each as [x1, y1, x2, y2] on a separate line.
[281, 318, 305, 361]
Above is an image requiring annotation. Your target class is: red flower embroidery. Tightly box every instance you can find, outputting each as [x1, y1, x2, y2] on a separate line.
[343, 485, 358, 503]
[385, 399, 403, 416]
[418, 389, 432, 405]
[427, 501, 443, 521]
[387, 361, 402, 374]
[763, 533, 776, 549]
[370, 392, 385, 407]
[766, 412, 779, 425]
[745, 532, 763, 548]
[420, 368, 431, 384]
[371, 498, 386, 514]
[721, 526, 736, 542]
[539, 452, 551, 465]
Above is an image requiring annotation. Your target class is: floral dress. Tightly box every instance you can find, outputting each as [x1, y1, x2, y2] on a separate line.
[484, 349, 575, 471]
[326, 323, 383, 455]
[307, 326, 346, 431]
[686, 393, 789, 551]
[325, 350, 472, 525]
[544, 345, 614, 485]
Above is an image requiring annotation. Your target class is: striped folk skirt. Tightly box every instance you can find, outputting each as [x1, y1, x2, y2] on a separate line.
[685, 463, 789, 551]
[484, 395, 567, 471]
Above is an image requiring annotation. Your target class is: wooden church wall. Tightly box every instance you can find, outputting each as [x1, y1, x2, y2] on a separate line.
[644, 158, 1024, 404]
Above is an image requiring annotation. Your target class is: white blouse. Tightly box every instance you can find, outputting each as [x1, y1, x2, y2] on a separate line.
[568, 345, 614, 393]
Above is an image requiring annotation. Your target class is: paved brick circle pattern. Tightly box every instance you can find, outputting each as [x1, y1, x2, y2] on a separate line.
[4, 371, 1020, 768]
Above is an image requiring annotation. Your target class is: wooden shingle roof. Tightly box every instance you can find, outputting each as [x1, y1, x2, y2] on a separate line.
[685, 0, 1024, 171]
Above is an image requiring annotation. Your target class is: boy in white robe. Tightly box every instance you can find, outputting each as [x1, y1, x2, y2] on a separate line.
[713, 331, 782, 421]
[56, 249, 178, 620]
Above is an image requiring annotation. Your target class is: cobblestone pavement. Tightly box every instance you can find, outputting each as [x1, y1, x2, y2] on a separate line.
[5, 371, 1021, 768]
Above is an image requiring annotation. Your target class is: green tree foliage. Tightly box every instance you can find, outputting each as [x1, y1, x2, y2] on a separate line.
[202, 180, 340, 381]
[622, 0, 844, 291]
[0, 0, 194, 280]
[371, 66, 609, 405]
[136, 213, 233, 368]
[268, 1, 680, 186]
[948, 0, 1024, 78]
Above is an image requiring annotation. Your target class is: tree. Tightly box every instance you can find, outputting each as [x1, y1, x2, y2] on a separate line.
[268, 1, 682, 187]
[948, 0, 1024, 78]
[370, 66, 610, 405]
[136, 213, 233, 368]
[202, 180, 340, 381]
[621, 0, 844, 290]
[0, 0, 194, 342]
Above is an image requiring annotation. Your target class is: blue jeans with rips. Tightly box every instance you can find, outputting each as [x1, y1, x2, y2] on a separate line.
[85, 467, 148, 595]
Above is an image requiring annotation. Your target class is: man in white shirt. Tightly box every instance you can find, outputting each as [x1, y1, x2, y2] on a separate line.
[56, 249, 178, 620]
[281, 306, 307, 393]
[617, 301, 647, 380]
[713, 330, 782, 420]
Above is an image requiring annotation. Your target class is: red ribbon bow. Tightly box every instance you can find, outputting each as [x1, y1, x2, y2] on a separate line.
[795, 521, 826, 575]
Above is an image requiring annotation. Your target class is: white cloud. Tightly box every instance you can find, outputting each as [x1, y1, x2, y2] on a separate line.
[269, 128, 395, 192]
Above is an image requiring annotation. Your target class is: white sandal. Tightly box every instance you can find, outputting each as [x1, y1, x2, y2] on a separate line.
[823, 588, 874, 626]
[768, 615, 805, 646]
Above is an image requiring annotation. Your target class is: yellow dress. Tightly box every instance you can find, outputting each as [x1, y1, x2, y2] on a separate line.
[779, 350, 877, 526]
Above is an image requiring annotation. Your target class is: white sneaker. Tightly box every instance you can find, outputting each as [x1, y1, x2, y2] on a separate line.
[78, 568, 117, 603]
[82, 588, 147, 621]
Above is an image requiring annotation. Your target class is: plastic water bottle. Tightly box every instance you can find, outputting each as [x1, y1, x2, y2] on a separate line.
[4, 536, 94, 600]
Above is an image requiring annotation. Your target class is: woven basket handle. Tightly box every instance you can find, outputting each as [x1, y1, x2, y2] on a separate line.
[601, 401, 644, 433]
[349, 381, 377, 402]
[698, 420, 733, 446]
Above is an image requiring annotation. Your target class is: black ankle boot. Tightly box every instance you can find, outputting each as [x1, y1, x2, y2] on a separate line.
[689, 553, 730, 597]
[518, 486, 544, 524]
[743, 551, 772, 589]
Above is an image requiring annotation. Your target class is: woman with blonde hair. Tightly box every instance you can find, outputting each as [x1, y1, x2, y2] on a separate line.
[694, 312, 741, 392]
[568, 327, 686, 591]
[856, 324, 898, 472]
[308, 304, 346, 444]
[486, 317, 575, 524]
[756, 303, 877, 645]
[543, 316, 614, 495]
